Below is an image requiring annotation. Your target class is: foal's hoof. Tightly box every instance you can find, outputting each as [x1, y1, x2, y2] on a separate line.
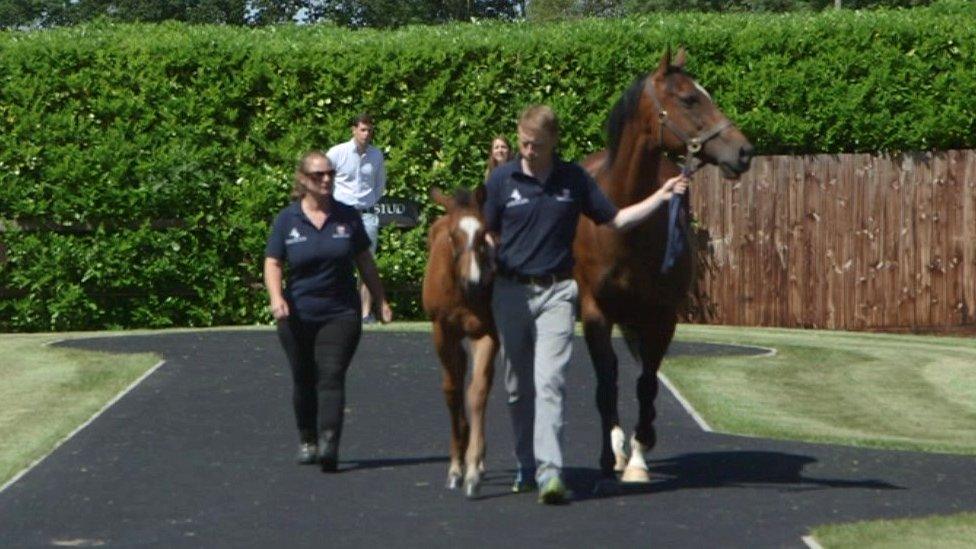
[620, 466, 651, 484]
[464, 478, 481, 499]
[446, 472, 463, 490]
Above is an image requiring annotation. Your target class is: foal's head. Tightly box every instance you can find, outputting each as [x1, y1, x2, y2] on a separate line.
[430, 186, 494, 299]
[608, 48, 753, 179]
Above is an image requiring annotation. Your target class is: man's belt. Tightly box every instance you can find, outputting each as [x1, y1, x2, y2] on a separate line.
[500, 270, 573, 287]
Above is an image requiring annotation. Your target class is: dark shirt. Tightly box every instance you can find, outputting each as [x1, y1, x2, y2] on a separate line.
[265, 200, 371, 322]
[483, 157, 618, 276]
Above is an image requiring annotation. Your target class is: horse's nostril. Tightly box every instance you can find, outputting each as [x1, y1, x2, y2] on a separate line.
[740, 144, 754, 161]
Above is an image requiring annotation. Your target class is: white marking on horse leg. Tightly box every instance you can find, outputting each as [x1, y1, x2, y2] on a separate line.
[610, 425, 628, 472]
[621, 433, 651, 483]
[658, 372, 713, 432]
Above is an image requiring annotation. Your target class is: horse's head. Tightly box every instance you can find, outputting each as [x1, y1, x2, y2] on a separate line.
[627, 48, 753, 179]
[430, 186, 494, 300]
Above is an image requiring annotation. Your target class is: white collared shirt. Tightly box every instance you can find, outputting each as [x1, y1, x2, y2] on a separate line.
[326, 139, 387, 210]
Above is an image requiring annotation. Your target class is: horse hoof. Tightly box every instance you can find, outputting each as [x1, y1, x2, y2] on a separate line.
[620, 466, 651, 483]
[446, 472, 463, 490]
[464, 479, 481, 499]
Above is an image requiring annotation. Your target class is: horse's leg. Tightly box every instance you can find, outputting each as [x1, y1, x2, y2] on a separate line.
[581, 295, 625, 478]
[462, 332, 498, 498]
[433, 321, 469, 489]
[620, 310, 677, 483]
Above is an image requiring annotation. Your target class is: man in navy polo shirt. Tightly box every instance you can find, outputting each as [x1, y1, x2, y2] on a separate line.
[483, 105, 689, 504]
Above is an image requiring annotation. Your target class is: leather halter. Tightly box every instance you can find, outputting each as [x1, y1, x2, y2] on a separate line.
[645, 76, 731, 175]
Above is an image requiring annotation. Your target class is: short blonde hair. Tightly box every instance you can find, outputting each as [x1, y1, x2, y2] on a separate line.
[518, 105, 559, 141]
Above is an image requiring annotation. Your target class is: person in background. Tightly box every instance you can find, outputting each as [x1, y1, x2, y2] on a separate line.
[264, 151, 393, 472]
[483, 105, 688, 504]
[485, 135, 514, 181]
[327, 113, 387, 323]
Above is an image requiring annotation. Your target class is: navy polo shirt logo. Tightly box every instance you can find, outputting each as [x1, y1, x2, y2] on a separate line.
[555, 188, 573, 202]
[506, 188, 529, 208]
[285, 227, 307, 245]
[333, 224, 351, 238]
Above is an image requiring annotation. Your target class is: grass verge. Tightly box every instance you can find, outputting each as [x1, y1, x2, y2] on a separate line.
[666, 324, 976, 455]
[0, 333, 159, 487]
[810, 512, 976, 548]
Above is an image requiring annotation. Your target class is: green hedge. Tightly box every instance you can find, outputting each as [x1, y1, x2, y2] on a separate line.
[1, 2, 974, 330]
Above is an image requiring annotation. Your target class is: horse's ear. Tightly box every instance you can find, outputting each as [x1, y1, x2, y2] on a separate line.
[430, 187, 454, 211]
[473, 183, 487, 209]
[656, 46, 671, 75]
[673, 47, 687, 70]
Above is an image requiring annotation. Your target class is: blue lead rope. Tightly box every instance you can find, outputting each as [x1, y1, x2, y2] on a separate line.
[660, 167, 692, 275]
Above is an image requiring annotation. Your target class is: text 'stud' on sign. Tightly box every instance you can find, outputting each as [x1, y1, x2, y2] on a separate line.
[372, 197, 420, 228]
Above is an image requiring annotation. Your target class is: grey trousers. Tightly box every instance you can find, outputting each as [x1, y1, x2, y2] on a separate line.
[492, 276, 577, 484]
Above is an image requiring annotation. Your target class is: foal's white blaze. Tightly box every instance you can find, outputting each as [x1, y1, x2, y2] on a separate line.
[458, 216, 482, 284]
[693, 81, 712, 101]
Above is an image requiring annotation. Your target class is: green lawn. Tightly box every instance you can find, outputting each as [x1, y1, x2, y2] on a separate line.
[811, 512, 976, 549]
[0, 333, 159, 487]
[666, 325, 976, 455]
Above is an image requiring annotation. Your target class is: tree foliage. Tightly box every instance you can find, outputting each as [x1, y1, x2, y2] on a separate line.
[0, 0, 524, 28]
[314, 0, 522, 27]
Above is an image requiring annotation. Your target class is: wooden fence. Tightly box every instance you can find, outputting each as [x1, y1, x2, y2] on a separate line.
[688, 149, 976, 331]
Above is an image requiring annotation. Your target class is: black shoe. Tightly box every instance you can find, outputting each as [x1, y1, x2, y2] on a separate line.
[296, 442, 318, 465]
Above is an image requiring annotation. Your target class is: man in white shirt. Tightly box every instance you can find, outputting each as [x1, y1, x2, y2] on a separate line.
[326, 113, 387, 323]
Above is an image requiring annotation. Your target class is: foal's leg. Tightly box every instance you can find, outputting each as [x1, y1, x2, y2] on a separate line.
[434, 321, 469, 489]
[620, 309, 677, 483]
[581, 297, 625, 478]
[463, 332, 498, 498]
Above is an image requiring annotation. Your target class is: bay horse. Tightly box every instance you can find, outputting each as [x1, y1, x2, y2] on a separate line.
[422, 186, 498, 498]
[574, 48, 753, 481]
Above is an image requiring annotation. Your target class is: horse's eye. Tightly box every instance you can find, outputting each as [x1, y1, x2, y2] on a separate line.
[680, 94, 698, 106]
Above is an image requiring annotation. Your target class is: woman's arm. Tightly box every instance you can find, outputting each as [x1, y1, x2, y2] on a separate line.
[263, 257, 290, 320]
[354, 251, 394, 323]
[607, 174, 689, 232]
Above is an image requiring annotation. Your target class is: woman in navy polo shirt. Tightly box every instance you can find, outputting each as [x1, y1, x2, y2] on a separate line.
[483, 106, 688, 503]
[264, 151, 394, 471]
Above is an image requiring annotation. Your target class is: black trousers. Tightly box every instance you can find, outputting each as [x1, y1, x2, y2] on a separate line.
[276, 315, 362, 445]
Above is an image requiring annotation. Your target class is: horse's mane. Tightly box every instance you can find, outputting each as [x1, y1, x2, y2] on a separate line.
[606, 76, 648, 169]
